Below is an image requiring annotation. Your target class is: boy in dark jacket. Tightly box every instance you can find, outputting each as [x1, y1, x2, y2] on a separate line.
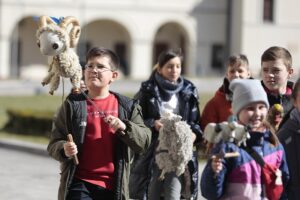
[261, 46, 294, 115]
[47, 47, 151, 200]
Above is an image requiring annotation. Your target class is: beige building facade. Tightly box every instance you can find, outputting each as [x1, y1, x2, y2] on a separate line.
[0, 0, 299, 80]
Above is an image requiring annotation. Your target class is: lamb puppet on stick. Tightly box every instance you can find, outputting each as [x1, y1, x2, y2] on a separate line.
[155, 112, 194, 180]
[36, 15, 82, 95]
[203, 116, 250, 158]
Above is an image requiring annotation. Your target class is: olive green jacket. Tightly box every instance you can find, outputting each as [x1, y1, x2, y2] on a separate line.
[47, 92, 151, 200]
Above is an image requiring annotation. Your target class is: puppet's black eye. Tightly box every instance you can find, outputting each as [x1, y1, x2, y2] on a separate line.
[53, 43, 59, 50]
[37, 42, 40, 48]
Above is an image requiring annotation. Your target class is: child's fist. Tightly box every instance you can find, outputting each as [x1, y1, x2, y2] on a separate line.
[63, 141, 78, 158]
[105, 115, 126, 132]
[211, 157, 223, 174]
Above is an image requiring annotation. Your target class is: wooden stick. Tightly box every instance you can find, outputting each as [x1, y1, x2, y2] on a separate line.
[67, 134, 79, 165]
[211, 151, 240, 159]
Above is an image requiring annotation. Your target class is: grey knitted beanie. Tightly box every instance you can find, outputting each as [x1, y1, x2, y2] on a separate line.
[229, 79, 269, 115]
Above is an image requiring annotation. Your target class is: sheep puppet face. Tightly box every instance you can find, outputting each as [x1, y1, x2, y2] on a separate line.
[37, 28, 67, 56]
[36, 16, 82, 95]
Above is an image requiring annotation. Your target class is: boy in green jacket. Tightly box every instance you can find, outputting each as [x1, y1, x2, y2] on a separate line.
[47, 47, 151, 200]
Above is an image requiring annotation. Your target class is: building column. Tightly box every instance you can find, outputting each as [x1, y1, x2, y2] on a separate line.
[0, 36, 10, 79]
[130, 38, 152, 79]
[187, 42, 197, 76]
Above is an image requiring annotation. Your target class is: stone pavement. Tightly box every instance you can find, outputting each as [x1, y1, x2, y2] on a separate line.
[0, 144, 59, 200]
[0, 137, 206, 200]
[0, 138, 48, 156]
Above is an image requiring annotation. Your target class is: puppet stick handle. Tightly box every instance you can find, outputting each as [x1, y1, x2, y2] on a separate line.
[224, 152, 240, 158]
[67, 134, 79, 165]
[211, 151, 240, 159]
[118, 130, 126, 136]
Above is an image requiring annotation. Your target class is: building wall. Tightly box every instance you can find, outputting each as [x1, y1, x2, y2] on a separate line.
[192, 0, 227, 75]
[238, 0, 300, 77]
[1, 0, 300, 80]
[0, 0, 199, 80]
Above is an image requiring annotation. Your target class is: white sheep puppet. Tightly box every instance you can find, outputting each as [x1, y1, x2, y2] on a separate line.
[36, 16, 82, 95]
[203, 117, 250, 155]
[155, 112, 193, 180]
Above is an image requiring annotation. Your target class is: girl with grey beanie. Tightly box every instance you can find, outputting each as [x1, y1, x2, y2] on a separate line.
[201, 79, 289, 199]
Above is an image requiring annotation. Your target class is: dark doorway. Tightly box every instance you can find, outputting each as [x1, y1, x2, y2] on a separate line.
[115, 43, 129, 76]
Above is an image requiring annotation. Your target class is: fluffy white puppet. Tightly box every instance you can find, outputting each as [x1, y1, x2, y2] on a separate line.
[36, 16, 82, 95]
[203, 116, 250, 155]
[155, 112, 193, 180]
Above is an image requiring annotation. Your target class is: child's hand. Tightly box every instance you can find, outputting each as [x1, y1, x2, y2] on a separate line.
[154, 120, 163, 131]
[105, 115, 126, 132]
[80, 80, 87, 91]
[63, 141, 78, 158]
[211, 157, 223, 174]
[191, 132, 197, 142]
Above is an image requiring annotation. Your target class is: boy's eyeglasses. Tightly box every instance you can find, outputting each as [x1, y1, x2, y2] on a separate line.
[85, 64, 113, 72]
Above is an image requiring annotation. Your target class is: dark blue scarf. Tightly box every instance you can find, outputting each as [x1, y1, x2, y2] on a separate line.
[154, 72, 184, 101]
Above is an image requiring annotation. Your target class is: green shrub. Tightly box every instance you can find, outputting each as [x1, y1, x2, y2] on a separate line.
[2, 108, 55, 136]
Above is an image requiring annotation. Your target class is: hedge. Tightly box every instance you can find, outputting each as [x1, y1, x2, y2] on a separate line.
[2, 108, 55, 136]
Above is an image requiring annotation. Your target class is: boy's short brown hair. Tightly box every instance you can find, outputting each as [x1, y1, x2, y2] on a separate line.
[261, 46, 292, 70]
[227, 54, 249, 69]
[85, 47, 120, 71]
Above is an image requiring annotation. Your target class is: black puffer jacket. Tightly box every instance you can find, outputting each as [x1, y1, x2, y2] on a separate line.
[130, 75, 202, 199]
[136, 76, 202, 142]
[277, 109, 300, 200]
[262, 80, 294, 115]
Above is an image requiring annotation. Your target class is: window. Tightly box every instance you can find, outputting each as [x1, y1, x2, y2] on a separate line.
[114, 43, 129, 76]
[153, 42, 168, 66]
[77, 41, 91, 67]
[211, 44, 224, 70]
[263, 0, 274, 22]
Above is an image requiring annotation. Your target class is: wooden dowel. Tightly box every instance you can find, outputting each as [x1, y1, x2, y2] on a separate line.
[67, 134, 79, 165]
[211, 151, 240, 159]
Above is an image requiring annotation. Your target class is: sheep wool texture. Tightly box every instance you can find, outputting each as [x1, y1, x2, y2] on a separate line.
[155, 112, 193, 179]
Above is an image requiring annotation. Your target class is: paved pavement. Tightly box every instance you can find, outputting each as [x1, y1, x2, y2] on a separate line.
[0, 138, 48, 157]
[0, 138, 206, 200]
[0, 140, 59, 200]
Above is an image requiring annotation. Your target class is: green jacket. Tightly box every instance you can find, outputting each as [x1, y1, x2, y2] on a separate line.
[47, 91, 151, 200]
